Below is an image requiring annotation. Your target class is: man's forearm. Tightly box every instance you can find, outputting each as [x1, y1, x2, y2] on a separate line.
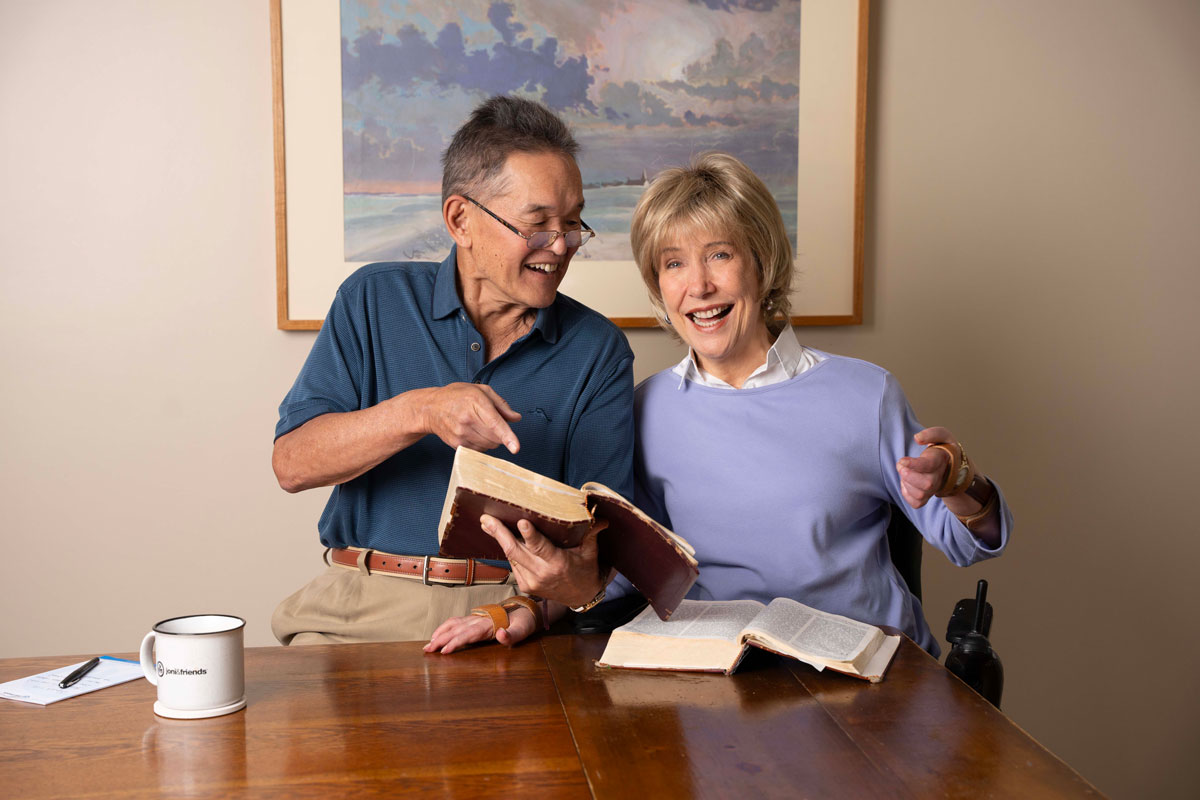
[272, 390, 428, 492]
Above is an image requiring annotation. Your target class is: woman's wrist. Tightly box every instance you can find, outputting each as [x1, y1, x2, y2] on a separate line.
[500, 595, 545, 631]
[942, 476, 1002, 547]
[942, 475, 995, 515]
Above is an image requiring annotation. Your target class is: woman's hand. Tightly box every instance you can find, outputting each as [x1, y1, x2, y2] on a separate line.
[895, 427, 958, 509]
[423, 606, 539, 654]
[897, 427, 1002, 547]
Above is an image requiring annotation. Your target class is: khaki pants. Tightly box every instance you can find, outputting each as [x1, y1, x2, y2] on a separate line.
[271, 562, 518, 645]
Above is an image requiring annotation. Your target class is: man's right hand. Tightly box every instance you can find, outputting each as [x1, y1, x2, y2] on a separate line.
[273, 381, 521, 493]
[417, 382, 521, 454]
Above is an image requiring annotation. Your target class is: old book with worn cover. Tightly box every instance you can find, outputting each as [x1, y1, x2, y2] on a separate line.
[436, 447, 699, 620]
[596, 598, 901, 682]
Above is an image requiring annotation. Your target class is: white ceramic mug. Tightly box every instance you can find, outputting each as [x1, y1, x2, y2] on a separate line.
[139, 614, 246, 719]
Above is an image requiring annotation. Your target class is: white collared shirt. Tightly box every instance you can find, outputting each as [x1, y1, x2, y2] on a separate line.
[670, 325, 823, 389]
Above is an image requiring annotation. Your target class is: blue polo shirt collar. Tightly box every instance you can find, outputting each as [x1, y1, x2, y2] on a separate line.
[432, 246, 560, 343]
[432, 247, 464, 320]
[531, 297, 559, 344]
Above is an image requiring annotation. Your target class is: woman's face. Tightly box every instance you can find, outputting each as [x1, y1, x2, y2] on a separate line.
[656, 226, 772, 386]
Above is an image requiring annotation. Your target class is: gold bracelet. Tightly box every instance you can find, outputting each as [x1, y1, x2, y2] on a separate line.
[570, 585, 607, 613]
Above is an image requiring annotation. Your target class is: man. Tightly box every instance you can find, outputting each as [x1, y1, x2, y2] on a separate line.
[271, 96, 629, 645]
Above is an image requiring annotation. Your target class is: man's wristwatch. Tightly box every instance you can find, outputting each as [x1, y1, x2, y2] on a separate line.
[570, 585, 607, 613]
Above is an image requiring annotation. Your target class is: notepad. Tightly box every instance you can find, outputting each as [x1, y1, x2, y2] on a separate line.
[0, 656, 144, 705]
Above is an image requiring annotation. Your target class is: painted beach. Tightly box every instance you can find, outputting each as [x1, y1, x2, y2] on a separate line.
[345, 183, 797, 264]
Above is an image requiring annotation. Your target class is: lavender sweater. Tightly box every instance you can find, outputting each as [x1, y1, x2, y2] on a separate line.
[628, 352, 1012, 655]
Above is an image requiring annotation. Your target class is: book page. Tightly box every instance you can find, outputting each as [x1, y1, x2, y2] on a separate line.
[450, 447, 589, 521]
[745, 597, 878, 664]
[620, 599, 764, 642]
[597, 600, 760, 672]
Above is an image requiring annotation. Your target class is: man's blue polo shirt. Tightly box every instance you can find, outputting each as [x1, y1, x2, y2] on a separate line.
[276, 248, 635, 557]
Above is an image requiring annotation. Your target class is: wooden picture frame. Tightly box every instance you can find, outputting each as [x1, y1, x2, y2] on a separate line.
[272, 0, 868, 330]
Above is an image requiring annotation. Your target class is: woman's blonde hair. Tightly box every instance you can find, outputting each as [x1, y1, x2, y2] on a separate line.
[629, 152, 793, 331]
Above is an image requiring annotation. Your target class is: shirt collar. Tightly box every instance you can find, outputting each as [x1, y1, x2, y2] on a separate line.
[530, 299, 559, 344]
[432, 247, 464, 320]
[770, 324, 807, 374]
[433, 246, 560, 344]
[670, 325, 815, 390]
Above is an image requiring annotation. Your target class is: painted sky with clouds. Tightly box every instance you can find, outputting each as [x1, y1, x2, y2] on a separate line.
[341, 0, 800, 193]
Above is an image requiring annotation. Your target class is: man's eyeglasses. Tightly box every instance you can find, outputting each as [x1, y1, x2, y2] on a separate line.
[464, 196, 595, 250]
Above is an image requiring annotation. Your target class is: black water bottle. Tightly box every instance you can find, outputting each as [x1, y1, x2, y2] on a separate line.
[944, 579, 1004, 708]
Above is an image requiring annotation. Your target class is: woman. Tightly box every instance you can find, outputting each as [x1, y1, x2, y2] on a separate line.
[428, 153, 1011, 656]
[626, 152, 1010, 654]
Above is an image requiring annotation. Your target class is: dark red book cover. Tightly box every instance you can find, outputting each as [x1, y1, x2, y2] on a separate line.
[588, 493, 699, 621]
[438, 485, 698, 620]
[438, 487, 592, 562]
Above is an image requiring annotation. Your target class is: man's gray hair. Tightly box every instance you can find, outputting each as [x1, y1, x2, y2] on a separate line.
[441, 96, 580, 203]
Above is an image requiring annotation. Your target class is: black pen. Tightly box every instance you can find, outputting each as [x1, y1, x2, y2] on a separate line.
[58, 657, 101, 689]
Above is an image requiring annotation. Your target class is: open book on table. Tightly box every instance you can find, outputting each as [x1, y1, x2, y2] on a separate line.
[596, 598, 901, 682]
[436, 446, 699, 620]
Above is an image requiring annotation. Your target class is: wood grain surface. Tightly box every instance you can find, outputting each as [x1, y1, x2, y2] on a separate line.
[0, 635, 1100, 798]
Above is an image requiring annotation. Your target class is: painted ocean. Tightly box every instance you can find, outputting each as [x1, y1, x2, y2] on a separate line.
[344, 184, 798, 264]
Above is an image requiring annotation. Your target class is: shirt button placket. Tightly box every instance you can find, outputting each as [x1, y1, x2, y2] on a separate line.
[469, 340, 483, 376]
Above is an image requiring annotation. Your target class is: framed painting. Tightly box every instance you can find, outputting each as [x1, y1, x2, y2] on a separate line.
[272, 0, 868, 330]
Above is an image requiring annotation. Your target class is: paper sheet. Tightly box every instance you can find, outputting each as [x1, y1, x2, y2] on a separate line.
[0, 656, 144, 705]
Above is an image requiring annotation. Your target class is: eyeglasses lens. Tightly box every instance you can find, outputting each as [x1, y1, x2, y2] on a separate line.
[527, 230, 592, 249]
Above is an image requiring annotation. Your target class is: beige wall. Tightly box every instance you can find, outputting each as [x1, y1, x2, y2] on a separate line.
[2, 1, 1197, 797]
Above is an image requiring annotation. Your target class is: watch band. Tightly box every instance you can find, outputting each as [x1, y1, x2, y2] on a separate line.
[963, 474, 995, 506]
[957, 487, 999, 531]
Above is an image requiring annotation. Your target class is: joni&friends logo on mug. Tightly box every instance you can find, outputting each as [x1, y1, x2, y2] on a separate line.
[139, 614, 246, 719]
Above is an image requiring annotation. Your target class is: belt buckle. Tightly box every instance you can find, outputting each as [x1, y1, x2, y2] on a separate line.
[421, 556, 432, 586]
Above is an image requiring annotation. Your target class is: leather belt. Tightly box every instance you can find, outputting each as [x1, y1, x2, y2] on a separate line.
[328, 547, 509, 586]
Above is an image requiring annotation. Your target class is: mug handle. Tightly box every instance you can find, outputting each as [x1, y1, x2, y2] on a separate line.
[139, 631, 158, 686]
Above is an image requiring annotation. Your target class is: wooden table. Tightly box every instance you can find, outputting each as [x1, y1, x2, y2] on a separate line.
[0, 636, 1099, 798]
